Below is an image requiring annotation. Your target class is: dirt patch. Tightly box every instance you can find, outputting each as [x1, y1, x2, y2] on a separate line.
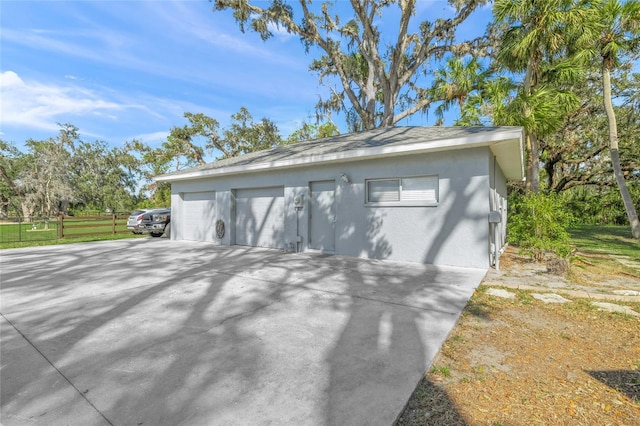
[484, 246, 640, 296]
[397, 248, 640, 425]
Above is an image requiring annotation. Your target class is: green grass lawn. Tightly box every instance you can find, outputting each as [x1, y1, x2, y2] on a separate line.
[0, 217, 141, 249]
[0, 232, 146, 249]
[569, 225, 640, 261]
[569, 224, 640, 276]
[0, 221, 59, 243]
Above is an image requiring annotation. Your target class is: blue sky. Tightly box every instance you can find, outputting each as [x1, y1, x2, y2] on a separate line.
[1, 0, 493, 154]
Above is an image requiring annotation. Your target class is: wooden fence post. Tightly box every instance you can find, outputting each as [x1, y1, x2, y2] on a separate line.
[112, 214, 116, 235]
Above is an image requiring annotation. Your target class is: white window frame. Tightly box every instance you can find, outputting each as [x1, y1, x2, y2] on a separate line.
[365, 175, 439, 207]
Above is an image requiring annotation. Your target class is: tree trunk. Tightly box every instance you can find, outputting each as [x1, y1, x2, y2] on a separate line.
[523, 59, 540, 194]
[524, 133, 540, 193]
[545, 154, 558, 191]
[0, 194, 8, 219]
[602, 65, 640, 239]
[0, 164, 32, 220]
[21, 201, 32, 222]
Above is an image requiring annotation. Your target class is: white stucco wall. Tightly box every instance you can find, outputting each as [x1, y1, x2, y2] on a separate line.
[170, 147, 497, 268]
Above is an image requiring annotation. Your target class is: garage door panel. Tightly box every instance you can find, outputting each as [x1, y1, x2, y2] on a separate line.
[182, 191, 216, 241]
[235, 187, 284, 249]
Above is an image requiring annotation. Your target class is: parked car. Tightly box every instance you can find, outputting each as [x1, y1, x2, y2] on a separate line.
[139, 208, 171, 238]
[127, 209, 150, 234]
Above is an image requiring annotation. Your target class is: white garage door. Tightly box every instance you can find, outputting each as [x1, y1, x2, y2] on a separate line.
[235, 187, 284, 249]
[181, 191, 216, 241]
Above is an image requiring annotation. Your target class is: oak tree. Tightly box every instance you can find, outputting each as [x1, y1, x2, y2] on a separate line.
[213, 0, 489, 130]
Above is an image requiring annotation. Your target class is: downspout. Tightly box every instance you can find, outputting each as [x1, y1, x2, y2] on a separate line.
[293, 195, 303, 253]
[295, 205, 301, 253]
[494, 155, 499, 271]
[494, 222, 500, 271]
[489, 155, 500, 271]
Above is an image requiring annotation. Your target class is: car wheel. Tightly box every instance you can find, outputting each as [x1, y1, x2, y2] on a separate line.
[150, 232, 162, 238]
[163, 222, 171, 238]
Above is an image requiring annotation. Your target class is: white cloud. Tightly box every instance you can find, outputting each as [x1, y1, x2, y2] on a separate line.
[0, 70, 23, 87]
[0, 71, 125, 131]
[2, 28, 111, 64]
[0, 71, 193, 144]
[0, 1, 331, 146]
[156, 2, 304, 69]
[1, 6, 306, 94]
[267, 22, 296, 41]
[131, 131, 168, 145]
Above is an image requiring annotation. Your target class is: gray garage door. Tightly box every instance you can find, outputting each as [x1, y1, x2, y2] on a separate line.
[181, 191, 216, 241]
[235, 187, 284, 249]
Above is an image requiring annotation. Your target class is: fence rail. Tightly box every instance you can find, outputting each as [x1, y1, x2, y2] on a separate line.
[58, 214, 130, 239]
[0, 214, 132, 243]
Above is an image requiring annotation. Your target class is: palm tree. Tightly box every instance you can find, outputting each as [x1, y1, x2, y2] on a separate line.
[595, 0, 640, 239]
[493, 0, 597, 193]
[431, 57, 482, 124]
[457, 76, 517, 126]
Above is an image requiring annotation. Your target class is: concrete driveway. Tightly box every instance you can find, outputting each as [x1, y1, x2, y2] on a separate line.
[1, 239, 485, 425]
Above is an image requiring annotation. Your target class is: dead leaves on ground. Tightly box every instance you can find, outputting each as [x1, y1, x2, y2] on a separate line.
[398, 289, 640, 426]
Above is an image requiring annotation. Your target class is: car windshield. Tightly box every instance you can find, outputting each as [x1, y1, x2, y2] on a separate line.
[131, 210, 146, 215]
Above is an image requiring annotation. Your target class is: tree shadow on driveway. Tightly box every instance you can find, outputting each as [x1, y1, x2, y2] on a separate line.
[1, 239, 483, 425]
[1, 240, 303, 424]
[322, 257, 483, 425]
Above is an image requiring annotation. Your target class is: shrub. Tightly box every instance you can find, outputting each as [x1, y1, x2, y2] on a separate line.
[561, 183, 640, 226]
[508, 192, 573, 261]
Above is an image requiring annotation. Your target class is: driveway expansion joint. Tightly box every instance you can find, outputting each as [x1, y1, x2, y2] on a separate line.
[0, 313, 114, 426]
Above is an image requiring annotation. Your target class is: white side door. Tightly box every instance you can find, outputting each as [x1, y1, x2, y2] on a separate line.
[309, 180, 335, 252]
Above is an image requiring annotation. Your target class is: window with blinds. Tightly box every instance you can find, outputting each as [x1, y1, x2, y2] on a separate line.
[367, 179, 400, 202]
[365, 175, 438, 206]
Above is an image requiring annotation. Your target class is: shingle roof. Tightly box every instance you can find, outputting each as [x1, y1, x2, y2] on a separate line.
[156, 126, 524, 182]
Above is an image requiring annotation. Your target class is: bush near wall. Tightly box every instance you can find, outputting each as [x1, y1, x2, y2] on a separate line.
[507, 192, 573, 261]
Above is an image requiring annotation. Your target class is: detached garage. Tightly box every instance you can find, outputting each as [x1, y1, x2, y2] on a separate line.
[156, 126, 524, 269]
